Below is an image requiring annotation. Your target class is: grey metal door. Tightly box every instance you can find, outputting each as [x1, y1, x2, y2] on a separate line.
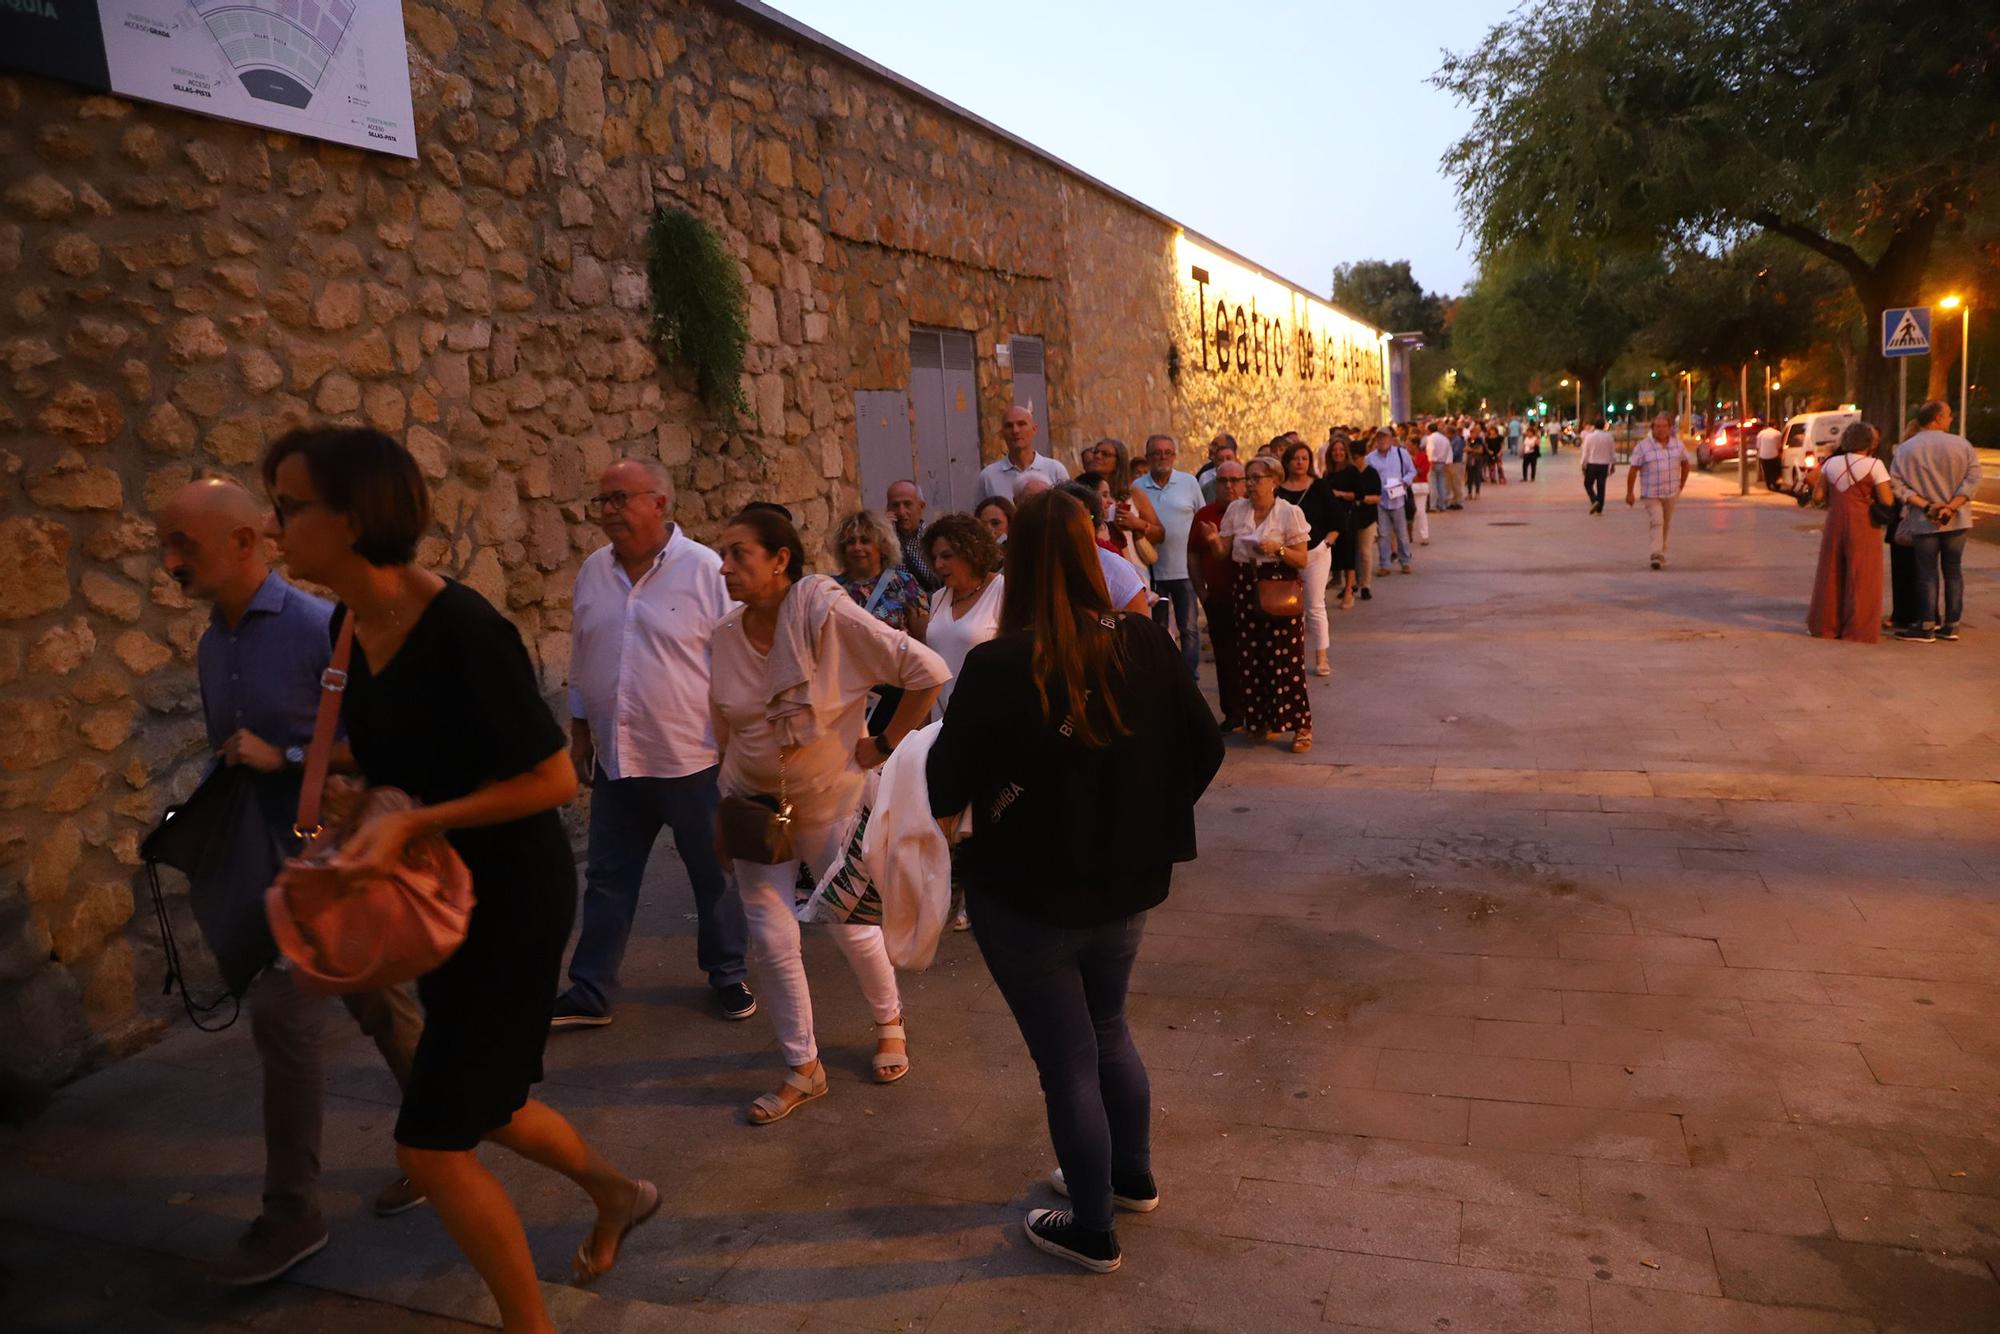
[910, 327, 981, 511]
[853, 389, 913, 514]
[1010, 335, 1050, 448]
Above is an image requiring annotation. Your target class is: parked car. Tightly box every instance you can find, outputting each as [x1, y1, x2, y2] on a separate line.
[1695, 418, 1766, 469]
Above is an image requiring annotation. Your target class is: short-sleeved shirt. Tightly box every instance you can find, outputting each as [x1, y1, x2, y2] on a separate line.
[926, 574, 1004, 716]
[1580, 430, 1617, 466]
[1822, 454, 1888, 493]
[1096, 546, 1146, 608]
[1219, 496, 1311, 565]
[976, 451, 1070, 503]
[1629, 437, 1690, 498]
[198, 571, 331, 757]
[836, 566, 927, 633]
[1133, 469, 1204, 582]
[568, 530, 734, 782]
[711, 592, 949, 827]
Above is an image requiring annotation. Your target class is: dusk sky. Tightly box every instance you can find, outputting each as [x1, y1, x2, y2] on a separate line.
[763, 0, 1519, 299]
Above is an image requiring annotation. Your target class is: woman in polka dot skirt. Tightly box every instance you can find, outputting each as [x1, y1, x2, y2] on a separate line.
[1197, 455, 1313, 753]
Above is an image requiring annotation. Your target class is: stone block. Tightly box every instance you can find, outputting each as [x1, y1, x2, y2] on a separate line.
[166, 316, 227, 364]
[79, 703, 138, 752]
[36, 383, 125, 447]
[78, 571, 141, 624]
[51, 880, 132, 962]
[111, 630, 171, 676]
[28, 618, 96, 676]
[0, 518, 74, 621]
[24, 818, 81, 899]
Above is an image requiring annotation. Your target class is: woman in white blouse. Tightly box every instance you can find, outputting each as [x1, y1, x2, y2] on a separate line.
[709, 508, 948, 1124]
[922, 512, 1006, 717]
[1807, 422, 1892, 642]
[1198, 455, 1313, 752]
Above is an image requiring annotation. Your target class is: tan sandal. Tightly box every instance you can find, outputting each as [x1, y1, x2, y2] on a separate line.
[873, 1019, 910, 1085]
[570, 1179, 659, 1284]
[1290, 731, 1313, 754]
[748, 1064, 826, 1125]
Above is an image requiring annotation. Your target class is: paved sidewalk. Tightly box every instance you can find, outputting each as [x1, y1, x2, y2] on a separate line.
[5, 452, 1999, 1332]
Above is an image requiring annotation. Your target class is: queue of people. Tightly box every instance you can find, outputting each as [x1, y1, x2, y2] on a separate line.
[157, 411, 1231, 1330]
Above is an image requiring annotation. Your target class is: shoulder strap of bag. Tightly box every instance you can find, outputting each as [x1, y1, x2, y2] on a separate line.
[863, 570, 895, 618]
[295, 612, 355, 839]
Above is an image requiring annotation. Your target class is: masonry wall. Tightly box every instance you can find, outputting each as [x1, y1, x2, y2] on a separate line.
[0, 0, 1379, 1104]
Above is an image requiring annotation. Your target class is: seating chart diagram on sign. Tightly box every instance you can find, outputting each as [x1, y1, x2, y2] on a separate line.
[1, 1, 415, 158]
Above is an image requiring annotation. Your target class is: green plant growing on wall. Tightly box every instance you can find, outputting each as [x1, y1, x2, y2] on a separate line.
[645, 206, 749, 414]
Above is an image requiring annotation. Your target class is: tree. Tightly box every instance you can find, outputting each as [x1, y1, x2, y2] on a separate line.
[1636, 236, 1842, 411]
[1448, 245, 1659, 415]
[1436, 0, 2000, 433]
[1331, 260, 1447, 339]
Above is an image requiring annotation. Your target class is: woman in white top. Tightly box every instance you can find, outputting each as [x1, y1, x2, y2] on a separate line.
[921, 511, 1005, 931]
[1806, 421, 1892, 643]
[710, 508, 948, 1124]
[922, 513, 1006, 717]
[1197, 455, 1313, 752]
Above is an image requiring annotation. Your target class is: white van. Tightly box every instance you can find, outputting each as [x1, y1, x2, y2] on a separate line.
[1779, 407, 1862, 487]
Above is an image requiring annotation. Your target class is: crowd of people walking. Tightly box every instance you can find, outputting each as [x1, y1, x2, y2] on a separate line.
[148, 390, 1978, 1328]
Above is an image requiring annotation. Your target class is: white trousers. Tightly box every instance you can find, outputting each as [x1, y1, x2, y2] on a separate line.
[733, 815, 901, 1067]
[1411, 484, 1431, 543]
[1302, 542, 1332, 657]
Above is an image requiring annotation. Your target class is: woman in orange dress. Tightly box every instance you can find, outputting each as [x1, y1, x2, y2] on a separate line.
[1806, 422, 1893, 642]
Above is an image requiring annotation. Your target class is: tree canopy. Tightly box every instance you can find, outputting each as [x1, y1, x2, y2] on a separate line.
[1331, 260, 1447, 340]
[1436, 0, 2000, 429]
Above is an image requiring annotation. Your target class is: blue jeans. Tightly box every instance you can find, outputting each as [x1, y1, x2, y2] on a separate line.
[1376, 501, 1412, 566]
[969, 893, 1150, 1233]
[1150, 576, 1200, 678]
[1911, 530, 1969, 628]
[565, 765, 746, 1012]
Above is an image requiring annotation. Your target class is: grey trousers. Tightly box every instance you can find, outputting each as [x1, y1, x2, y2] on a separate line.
[248, 964, 423, 1223]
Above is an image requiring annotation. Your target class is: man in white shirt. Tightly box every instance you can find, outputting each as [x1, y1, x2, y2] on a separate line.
[1196, 432, 1238, 503]
[1579, 418, 1618, 514]
[1423, 424, 1455, 511]
[1134, 433, 1206, 676]
[1755, 423, 1783, 491]
[976, 405, 1070, 502]
[556, 458, 752, 1028]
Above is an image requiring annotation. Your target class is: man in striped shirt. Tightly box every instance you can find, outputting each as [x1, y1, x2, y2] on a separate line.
[1624, 413, 1691, 570]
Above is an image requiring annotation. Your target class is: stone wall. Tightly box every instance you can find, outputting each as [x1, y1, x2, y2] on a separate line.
[0, 0, 1380, 1107]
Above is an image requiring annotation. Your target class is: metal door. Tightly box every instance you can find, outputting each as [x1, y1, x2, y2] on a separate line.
[910, 327, 981, 511]
[1010, 335, 1050, 448]
[853, 389, 913, 514]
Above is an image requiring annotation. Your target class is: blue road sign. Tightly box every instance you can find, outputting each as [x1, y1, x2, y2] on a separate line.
[1883, 306, 1931, 357]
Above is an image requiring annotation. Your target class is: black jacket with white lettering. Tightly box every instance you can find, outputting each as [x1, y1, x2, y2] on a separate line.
[925, 613, 1224, 927]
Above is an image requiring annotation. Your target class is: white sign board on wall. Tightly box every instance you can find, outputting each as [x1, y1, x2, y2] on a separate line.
[1, 1, 415, 159]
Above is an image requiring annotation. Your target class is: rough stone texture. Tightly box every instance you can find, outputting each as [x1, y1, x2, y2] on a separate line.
[0, 0, 1386, 1099]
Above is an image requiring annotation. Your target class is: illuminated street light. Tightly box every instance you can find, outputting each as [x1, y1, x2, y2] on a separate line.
[1941, 295, 1971, 433]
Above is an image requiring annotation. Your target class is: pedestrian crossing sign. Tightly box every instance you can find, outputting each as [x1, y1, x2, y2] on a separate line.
[1882, 306, 1931, 357]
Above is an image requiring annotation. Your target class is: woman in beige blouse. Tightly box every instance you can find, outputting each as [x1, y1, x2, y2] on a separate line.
[709, 507, 948, 1125]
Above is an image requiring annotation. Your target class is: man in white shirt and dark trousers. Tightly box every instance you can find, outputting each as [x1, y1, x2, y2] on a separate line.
[1755, 423, 1783, 491]
[556, 458, 754, 1027]
[1579, 419, 1617, 514]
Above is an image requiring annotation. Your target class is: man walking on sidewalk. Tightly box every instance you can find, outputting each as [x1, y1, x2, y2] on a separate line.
[160, 478, 425, 1286]
[557, 458, 754, 1028]
[1890, 400, 1981, 642]
[1580, 418, 1616, 513]
[1625, 412, 1690, 569]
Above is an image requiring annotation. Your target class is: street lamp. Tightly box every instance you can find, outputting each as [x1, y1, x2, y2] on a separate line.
[1941, 295, 1971, 437]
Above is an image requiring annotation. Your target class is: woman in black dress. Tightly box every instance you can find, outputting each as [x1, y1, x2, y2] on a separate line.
[1276, 440, 1338, 677]
[262, 427, 652, 1332]
[1320, 436, 1366, 610]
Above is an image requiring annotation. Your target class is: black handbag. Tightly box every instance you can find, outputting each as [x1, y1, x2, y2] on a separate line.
[141, 762, 296, 1027]
[717, 749, 795, 863]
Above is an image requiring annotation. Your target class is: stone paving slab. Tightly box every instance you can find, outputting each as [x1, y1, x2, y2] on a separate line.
[3, 454, 1998, 1331]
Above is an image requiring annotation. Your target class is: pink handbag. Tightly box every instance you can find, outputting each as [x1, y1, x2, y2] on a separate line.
[264, 615, 474, 994]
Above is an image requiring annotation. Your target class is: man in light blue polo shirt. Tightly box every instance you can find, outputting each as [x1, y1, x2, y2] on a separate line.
[1133, 433, 1205, 676]
[977, 404, 1070, 502]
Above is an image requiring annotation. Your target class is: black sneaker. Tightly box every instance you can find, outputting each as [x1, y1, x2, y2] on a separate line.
[1359, 588, 1372, 601]
[1049, 1166, 1159, 1213]
[1894, 626, 1937, 643]
[213, 1215, 329, 1286]
[550, 994, 613, 1030]
[716, 982, 757, 1020]
[1023, 1208, 1120, 1273]
[1937, 624, 1961, 642]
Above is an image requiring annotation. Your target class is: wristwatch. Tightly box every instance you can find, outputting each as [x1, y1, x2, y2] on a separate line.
[872, 734, 895, 760]
[284, 745, 306, 769]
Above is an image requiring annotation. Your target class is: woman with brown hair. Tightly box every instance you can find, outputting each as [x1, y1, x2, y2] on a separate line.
[1807, 420, 1892, 642]
[261, 426, 651, 1331]
[1199, 455, 1313, 752]
[928, 489, 1223, 1274]
[709, 507, 948, 1125]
